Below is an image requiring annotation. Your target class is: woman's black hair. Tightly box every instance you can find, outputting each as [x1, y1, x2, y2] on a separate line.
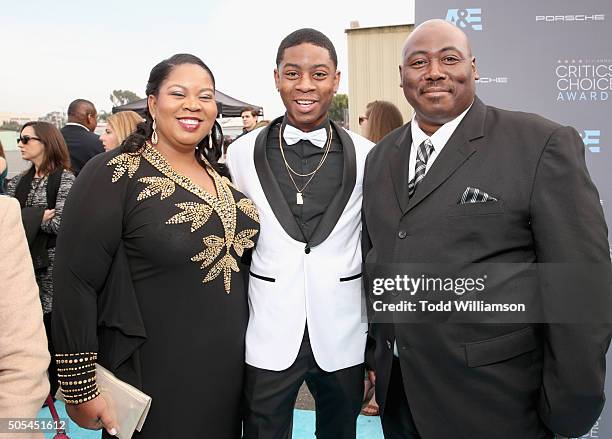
[122, 53, 229, 178]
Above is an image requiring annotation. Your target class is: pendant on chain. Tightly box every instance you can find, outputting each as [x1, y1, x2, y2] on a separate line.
[296, 192, 304, 205]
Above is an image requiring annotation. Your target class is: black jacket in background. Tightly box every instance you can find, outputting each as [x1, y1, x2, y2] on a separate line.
[60, 124, 103, 175]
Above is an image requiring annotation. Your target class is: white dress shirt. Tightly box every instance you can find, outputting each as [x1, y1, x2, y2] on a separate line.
[407, 103, 473, 182]
[64, 122, 91, 131]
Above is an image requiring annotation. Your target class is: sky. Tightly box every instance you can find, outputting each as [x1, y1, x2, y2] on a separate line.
[0, 0, 415, 118]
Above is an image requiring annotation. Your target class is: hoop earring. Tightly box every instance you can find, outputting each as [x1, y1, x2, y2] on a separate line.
[151, 119, 159, 145]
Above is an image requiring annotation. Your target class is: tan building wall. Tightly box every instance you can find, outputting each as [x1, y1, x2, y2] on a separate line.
[345, 23, 414, 134]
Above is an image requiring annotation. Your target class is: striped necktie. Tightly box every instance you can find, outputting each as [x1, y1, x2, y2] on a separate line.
[408, 139, 435, 198]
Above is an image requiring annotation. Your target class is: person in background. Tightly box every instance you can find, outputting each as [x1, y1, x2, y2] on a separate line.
[0, 196, 50, 439]
[0, 140, 7, 193]
[219, 135, 234, 164]
[253, 119, 271, 130]
[240, 106, 259, 135]
[52, 53, 259, 439]
[5, 121, 75, 401]
[100, 110, 144, 151]
[359, 100, 404, 144]
[60, 99, 103, 174]
[358, 100, 403, 417]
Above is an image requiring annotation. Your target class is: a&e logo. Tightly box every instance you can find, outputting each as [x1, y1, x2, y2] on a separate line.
[581, 130, 601, 153]
[446, 8, 483, 31]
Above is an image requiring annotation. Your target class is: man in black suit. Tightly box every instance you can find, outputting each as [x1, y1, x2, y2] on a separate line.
[61, 99, 103, 174]
[362, 19, 612, 439]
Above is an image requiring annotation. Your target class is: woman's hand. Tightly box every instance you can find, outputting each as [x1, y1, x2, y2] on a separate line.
[42, 209, 55, 224]
[65, 394, 118, 436]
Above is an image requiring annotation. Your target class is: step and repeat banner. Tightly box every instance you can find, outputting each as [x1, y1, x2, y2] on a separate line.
[416, 1, 611, 438]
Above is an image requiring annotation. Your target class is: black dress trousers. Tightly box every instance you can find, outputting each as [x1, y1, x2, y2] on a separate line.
[243, 327, 364, 439]
[380, 358, 422, 439]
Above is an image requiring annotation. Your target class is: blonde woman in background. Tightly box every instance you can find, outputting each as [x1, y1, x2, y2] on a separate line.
[100, 110, 144, 151]
[359, 100, 403, 144]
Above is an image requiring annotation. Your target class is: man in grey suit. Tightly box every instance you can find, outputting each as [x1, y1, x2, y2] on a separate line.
[362, 19, 612, 439]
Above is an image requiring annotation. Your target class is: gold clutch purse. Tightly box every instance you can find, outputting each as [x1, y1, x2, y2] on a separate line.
[57, 363, 152, 439]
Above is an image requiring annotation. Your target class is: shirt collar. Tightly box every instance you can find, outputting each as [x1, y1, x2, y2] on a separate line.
[65, 122, 90, 132]
[410, 102, 473, 151]
[282, 114, 330, 132]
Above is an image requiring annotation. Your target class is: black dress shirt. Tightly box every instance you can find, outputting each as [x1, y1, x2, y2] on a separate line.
[266, 118, 343, 243]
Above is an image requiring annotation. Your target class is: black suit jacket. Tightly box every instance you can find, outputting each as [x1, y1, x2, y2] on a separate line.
[61, 124, 103, 175]
[362, 97, 612, 438]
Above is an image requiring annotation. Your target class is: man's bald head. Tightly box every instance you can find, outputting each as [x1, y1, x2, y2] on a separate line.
[67, 99, 98, 132]
[399, 19, 478, 135]
[402, 19, 472, 63]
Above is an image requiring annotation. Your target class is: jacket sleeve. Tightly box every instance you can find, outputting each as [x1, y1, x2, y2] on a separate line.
[41, 170, 75, 235]
[52, 153, 128, 404]
[361, 154, 376, 371]
[530, 125, 612, 437]
[4, 173, 21, 198]
[0, 197, 50, 419]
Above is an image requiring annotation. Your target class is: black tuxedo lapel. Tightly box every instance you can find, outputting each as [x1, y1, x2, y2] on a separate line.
[388, 124, 413, 213]
[406, 97, 487, 214]
[253, 116, 306, 242]
[309, 121, 357, 248]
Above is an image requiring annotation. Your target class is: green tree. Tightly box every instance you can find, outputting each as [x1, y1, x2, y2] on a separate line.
[329, 93, 348, 126]
[98, 110, 111, 122]
[109, 89, 142, 107]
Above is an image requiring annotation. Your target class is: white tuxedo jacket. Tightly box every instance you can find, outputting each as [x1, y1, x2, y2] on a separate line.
[227, 118, 374, 371]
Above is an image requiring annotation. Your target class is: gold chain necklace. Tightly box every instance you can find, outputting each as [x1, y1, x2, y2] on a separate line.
[278, 123, 333, 205]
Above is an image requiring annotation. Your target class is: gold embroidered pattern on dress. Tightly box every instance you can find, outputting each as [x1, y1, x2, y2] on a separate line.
[237, 198, 260, 223]
[107, 152, 141, 182]
[130, 143, 259, 294]
[233, 229, 258, 256]
[192, 235, 225, 267]
[167, 202, 214, 232]
[107, 144, 259, 293]
[137, 176, 176, 201]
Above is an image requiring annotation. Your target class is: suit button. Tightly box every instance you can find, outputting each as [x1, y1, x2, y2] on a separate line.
[398, 230, 407, 239]
[305, 246, 311, 254]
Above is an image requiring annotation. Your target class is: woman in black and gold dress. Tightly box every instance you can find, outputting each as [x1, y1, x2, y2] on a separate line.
[52, 54, 259, 438]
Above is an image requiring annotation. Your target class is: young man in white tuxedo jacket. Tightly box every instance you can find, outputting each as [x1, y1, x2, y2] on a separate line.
[227, 28, 374, 439]
[362, 19, 612, 439]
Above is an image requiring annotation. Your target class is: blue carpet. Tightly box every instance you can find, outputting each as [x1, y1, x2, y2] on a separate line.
[293, 409, 383, 438]
[38, 404, 384, 438]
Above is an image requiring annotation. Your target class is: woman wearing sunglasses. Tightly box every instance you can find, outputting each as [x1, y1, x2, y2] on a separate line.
[5, 121, 75, 399]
